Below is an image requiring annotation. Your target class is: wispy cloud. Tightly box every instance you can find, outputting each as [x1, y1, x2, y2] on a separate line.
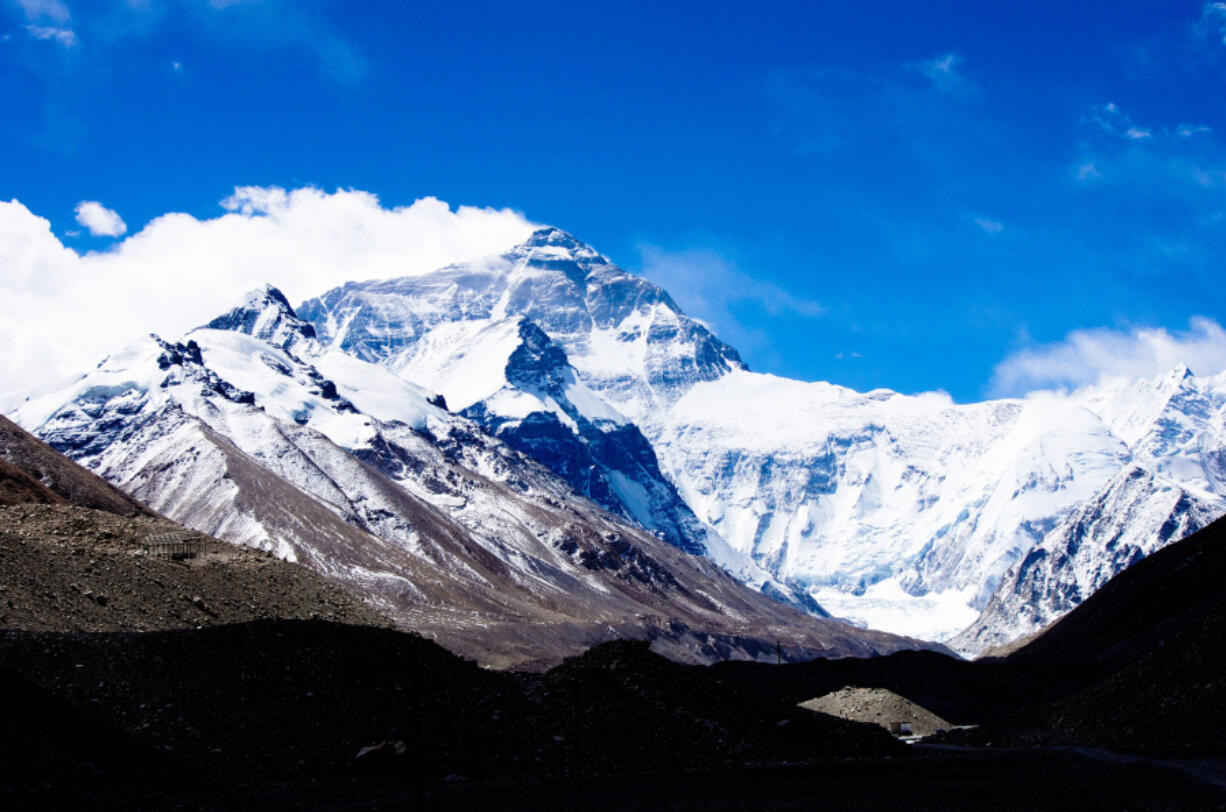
[15, 0, 70, 23]
[14, 0, 77, 44]
[1199, 2, 1226, 45]
[1178, 123, 1213, 138]
[637, 245, 823, 351]
[25, 23, 76, 46]
[74, 201, 126, 236]
[974, 217, 1003, 233]
[768, 58, 977, 158]
[915, 52, 974, 95]
[1076, 162, 1101, 181]
[1088, 102, 1155, 140]
[1075, 100, 1226, 195]
[991, 317, 1226, 395]
[188, 0, 368, 83]
[10, 0, 367, 82]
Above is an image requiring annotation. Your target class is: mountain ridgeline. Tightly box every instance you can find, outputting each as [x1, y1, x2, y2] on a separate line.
[6, 226, 1225, 655]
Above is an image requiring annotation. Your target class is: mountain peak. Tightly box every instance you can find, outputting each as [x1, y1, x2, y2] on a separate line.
[508, 227, 608, 275]
[522, 226, 586, 250]
[203, 283, 317, 351]
[245, 284, 294, 312]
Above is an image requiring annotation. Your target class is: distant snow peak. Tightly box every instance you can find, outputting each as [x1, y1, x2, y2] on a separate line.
[204, 284, 317, 352]
[517, 226, 607, 264]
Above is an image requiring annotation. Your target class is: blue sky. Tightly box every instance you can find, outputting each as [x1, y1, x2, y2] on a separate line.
[3, 0, 1226, 401]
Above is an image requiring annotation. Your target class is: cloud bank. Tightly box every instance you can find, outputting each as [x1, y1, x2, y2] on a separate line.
[991, 317, 1226, 395]
[0, 187, 537, 393]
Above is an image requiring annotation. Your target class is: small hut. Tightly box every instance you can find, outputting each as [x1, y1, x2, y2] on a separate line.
[142, 531, 202, 561]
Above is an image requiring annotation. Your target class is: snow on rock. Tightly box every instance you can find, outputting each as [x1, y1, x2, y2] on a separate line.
[299, 247, 736, 559]
[4, 285, 924, 668]
[953, 463, 1223, 654]
[296, 228, 1226, 651]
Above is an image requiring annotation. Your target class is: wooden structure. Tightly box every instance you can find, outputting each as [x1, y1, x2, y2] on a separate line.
[142, 531, 203, 561]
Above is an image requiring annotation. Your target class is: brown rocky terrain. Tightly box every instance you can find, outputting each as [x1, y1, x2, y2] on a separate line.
[2, 411, 389, 634]
[0, 504, 387, 632]
[0, 414, 152, 516]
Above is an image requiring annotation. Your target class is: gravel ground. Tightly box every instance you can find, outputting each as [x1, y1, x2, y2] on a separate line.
[0, 503, 388, 632]
[800, 686, 953, 736]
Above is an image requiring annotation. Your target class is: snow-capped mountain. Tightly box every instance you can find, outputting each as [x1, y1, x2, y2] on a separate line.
[296, 227, 744, 420]
[6, 224, 1223, 656]
[953, 367, 1226, 652]
[296, 227, 1226, 652]
[3, 286, 920, 667]
[295, 228, 817, 606]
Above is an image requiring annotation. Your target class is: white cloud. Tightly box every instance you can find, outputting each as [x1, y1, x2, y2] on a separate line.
[974, 217, 1003, 233]
[1178, 124, 1212, 137]
[991, 317, 1226, 395]
[1089, 102, 1155, 141]
[74, 201, 126, 236]
[0, 188, 538, 392]
[25, 24, 76, 46]
[15, 0, 69, 23]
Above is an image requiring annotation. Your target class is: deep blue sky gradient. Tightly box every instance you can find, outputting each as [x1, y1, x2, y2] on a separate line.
[3, 0, 1225, 400]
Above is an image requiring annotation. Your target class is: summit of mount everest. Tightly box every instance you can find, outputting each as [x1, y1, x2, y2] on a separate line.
[6, 226, 1225, 657]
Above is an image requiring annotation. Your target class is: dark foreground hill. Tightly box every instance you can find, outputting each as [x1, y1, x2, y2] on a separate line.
[0, 622, 901, 806]
[1, 517, 1223, 808]
[710, 515, 1226, 759]
[2, 620, 1221, 811]
[947, 511, 1226, 755]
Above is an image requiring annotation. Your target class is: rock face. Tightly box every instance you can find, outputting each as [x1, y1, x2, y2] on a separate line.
[3, 285, 926, 668]
[294, 227, 1226, 652]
